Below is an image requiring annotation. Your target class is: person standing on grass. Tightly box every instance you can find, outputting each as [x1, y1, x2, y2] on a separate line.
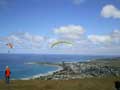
[5, 66, 11, 84]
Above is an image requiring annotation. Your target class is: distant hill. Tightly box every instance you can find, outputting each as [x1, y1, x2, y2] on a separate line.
[91, 57, 120, 62]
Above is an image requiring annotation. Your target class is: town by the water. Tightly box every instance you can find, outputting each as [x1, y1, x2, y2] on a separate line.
[33, 57, 120, 80]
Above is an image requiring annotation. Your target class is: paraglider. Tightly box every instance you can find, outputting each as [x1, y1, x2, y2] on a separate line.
[6, 43, 13, 49]
[51, 40, 73, 48]
[6, 43, 13, 53]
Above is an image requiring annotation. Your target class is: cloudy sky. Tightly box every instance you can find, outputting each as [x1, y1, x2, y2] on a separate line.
[0, 0, 120, 55]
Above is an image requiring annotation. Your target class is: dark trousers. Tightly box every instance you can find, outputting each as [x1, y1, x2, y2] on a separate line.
[116, 88, 120, 90]
[5, 76, 10, 84]
[115, 81, 120, 90]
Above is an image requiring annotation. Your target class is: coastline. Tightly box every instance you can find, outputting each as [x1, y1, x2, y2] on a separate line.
[13, 57, 120, 80]
[21, 62, 63, 80]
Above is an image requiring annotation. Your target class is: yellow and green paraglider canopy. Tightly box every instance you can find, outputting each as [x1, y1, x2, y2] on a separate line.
[51, 40, 73, 48]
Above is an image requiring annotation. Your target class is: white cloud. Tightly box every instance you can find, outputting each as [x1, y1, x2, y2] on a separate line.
[19, 32, 46, 49]
[88, 35, 112, 44]
[47, 38, 58, 44]
[101, 4, 120, 18]
[14, 32, 45, 43]
[88, 30, 120, 47]
[0, 28, 120, 55]
[53, 25, 120, 54]
[111, 30, 120, 36]
[54, 25, 85, 41]
[22, 32, 45, 43]
[0, 32, 46, 49]
[8, 35, 21, 42]
[111, 30, 120, 43]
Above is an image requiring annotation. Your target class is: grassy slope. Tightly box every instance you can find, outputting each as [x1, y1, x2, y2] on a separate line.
[0, 77, 119, 90]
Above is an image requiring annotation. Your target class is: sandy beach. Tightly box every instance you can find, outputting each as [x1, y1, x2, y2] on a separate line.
[21, 62, 63, 80]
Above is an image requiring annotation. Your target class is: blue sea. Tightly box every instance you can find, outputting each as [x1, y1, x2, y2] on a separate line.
[0, 54, 118, 80]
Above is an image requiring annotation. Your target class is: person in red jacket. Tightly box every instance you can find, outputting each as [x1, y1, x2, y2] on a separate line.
[5, 66, 11, 84]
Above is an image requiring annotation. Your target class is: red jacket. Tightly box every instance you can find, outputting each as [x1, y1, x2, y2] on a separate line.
[5, 68, 11, 77]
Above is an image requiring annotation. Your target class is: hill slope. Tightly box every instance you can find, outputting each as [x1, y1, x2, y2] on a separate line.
[0, 77, 119, 90]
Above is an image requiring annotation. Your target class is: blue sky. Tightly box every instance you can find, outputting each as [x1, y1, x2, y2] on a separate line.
[0, 0, 120, 55]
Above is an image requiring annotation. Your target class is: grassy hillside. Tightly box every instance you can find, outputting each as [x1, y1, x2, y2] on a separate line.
[0, 77, 119, 90]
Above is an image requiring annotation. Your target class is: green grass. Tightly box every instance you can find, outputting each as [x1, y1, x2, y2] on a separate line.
[0, 77, 119, 90]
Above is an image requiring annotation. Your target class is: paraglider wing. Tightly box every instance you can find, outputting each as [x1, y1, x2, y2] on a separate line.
[6, 43, 14, 54]
[51, 40, 73, 48]
[6, 43, 13, 48]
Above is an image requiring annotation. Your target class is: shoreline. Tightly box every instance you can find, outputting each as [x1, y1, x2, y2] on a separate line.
[12, 57, 120, 80]
[20, 63, 63, 80]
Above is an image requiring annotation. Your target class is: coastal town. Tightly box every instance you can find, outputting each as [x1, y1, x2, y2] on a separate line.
[33, 57, 120, 80]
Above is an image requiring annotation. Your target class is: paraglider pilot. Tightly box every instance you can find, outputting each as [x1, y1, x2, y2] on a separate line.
[5, 66, 11, 84]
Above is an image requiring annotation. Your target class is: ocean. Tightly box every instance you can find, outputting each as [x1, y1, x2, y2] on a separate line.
[0, 54, 118, 80]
